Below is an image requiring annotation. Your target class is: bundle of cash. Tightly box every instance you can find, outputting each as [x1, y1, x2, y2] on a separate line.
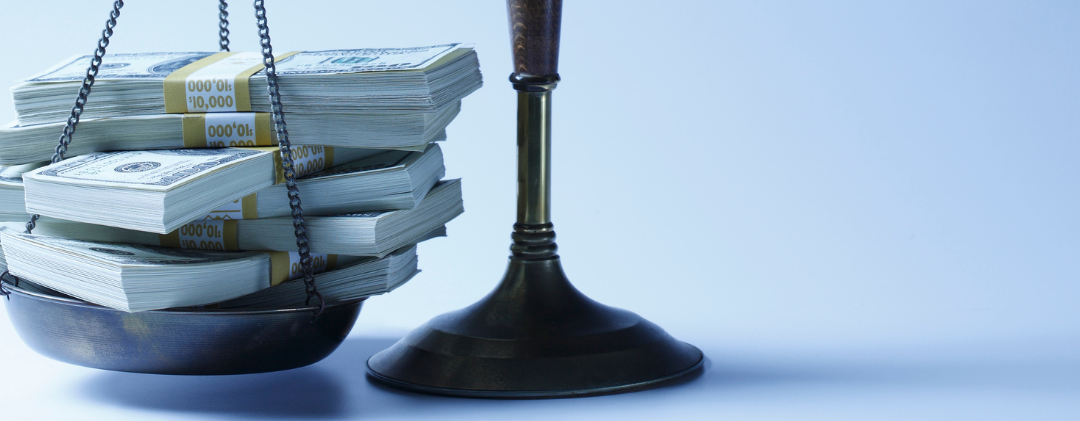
[1, 244, 420, 311]
[21, 146, 377, 233]
[218, 245, 419, 309]
[7, 145, 444, 225]
[13, 45, 481, 125]
[21, 144, 444, 233]
[0, 228, 430, 312]
[0, 102, 457, 165]
[0, 42, 482, 313]
[20, 179, 462, 256]
[255, 144, 446, 215]
[1, 228, 307, 311]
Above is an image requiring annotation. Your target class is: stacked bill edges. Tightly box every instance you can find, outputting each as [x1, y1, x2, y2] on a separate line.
[0, 44, 481, 312]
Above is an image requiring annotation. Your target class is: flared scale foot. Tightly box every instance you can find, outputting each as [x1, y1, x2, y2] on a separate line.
[366, 257, 703, 398]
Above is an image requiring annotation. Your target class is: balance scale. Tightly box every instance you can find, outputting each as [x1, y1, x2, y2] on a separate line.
[1, 0, 703, 399]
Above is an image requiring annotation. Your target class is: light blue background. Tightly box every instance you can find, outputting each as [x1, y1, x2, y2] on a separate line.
[0, 1, 1077, 419]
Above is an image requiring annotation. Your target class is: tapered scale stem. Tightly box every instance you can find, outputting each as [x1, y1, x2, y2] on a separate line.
[510, 0, 560, 261]
[516, 89, 552, 227]
[512, 88, 558, 261]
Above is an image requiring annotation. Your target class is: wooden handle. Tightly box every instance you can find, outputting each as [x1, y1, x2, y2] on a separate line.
[508, 0, 562, 79]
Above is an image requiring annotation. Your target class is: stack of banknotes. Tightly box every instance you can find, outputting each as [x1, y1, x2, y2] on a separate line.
[0, 44, 480, 312]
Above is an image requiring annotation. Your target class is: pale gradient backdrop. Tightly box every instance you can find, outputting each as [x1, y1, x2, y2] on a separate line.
[0, 1, 1077, 419]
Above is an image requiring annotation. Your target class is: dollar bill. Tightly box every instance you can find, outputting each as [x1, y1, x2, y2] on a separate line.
[0, 162, 45, 186]
[0, 226, 275, 312]
[3, 229, 261, 266]
[18, 178, 462, 256]
[219, 245, 420, 309]
[26, 148, 266, 191]
[13, 45, 482, 126]
[26, 52, 213, 82]
[25, 44, 468, 83]
[0, 102, 457, 166]
[3, 144, 444, 230]
[21, 148, 276, 234]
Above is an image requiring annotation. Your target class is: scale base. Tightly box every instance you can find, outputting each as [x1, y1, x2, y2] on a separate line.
[366, 257, 704, 398]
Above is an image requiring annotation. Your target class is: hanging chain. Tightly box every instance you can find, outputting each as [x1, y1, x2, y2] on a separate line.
[0, 271, 13, 300]
[218, 0, 230, 52]
[12, 1, 322, 316]
[254, 0, 324, 321]
[25, 0, 124, 235]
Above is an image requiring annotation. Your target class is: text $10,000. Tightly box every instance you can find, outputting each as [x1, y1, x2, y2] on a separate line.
[291, 254, 328, 276]
[178, 222, 226, 251]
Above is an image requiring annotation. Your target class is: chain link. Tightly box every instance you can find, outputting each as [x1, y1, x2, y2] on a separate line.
[26, 0, 124, 235]
[218, 0, 230, 52]
[254, 0, 325, 321]
[0, 271, 12, 300]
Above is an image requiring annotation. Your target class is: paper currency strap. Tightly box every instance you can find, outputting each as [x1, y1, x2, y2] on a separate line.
[156, 142, 337, 223]
[267, 251, 338, 286]
[163, 51, 300, 113]
[181, 112, 274, 148]
[158, 221, 337, 286]
[201, 195, 259, 220]
[30, 146, 331, 187]
[159, 219, 240, 251]
[268, 145, 335, 183]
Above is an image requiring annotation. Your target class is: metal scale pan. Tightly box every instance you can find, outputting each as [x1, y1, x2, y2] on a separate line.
[1, 278, 364, 375]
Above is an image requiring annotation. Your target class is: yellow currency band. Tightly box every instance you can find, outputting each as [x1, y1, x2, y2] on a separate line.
[327, 255, 339, 272]
[157, 220, 240, 251]
[252, 146, 336, 184]
[240, 194, 259, 219]
[181, 113, 274, 148]
[163, 51, 301, 113]
[264, 252, 339, 287]
[158, 236, 339, 287]
[198, 194, 258, 220]
[266, 251, 291, 286]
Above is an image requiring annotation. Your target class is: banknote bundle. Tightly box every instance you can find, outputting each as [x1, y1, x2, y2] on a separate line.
[20, 179, 462, 256]
[0, 103, 456, 164]
[21, 144, 444, 233]
[21, 145, 377, 233]
[1, 241, 420, 312]
[1, 228, 282, 312]
[218, 245, 420, 309]
[0, 228, 379, 312]
[4, 145, 445, 224]
[0, 43, 482, 312]
[12, 45, 480, 125]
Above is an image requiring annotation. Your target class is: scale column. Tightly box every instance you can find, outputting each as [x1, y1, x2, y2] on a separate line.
[512, 75, 559, 260]
[366, 0, 704, 398]
[509, 0, 561, 260]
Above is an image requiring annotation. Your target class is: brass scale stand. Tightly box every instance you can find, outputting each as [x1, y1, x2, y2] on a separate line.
[367, 0, 703, 397]
[2, 0, 703, 398]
